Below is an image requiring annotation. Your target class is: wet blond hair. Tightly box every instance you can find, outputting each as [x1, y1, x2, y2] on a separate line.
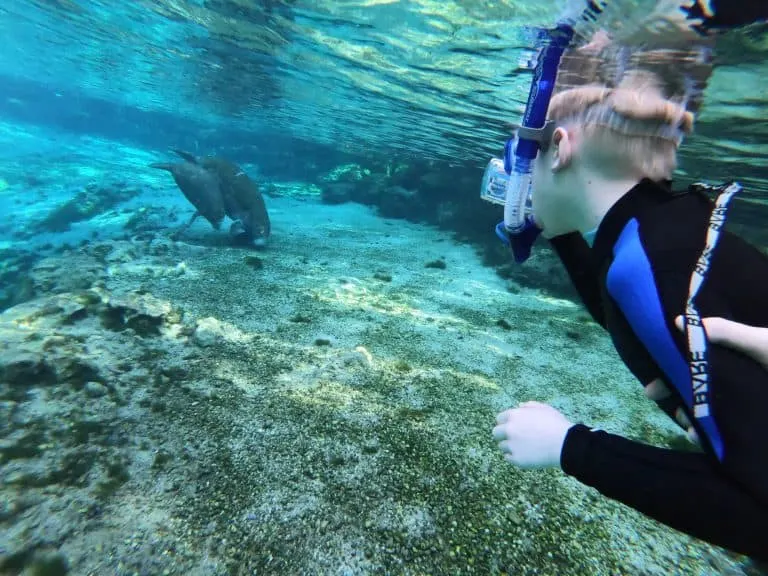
[547, 69, 695, 180]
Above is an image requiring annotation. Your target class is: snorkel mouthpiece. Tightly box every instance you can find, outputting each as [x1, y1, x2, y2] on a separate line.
[503, 23, 574, 233]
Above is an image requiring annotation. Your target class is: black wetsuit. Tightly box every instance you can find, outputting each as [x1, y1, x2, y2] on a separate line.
[550, 179, 768, 558]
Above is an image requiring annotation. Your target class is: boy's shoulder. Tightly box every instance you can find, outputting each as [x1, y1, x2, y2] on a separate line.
[633, 186, 768, 279]
[633, 189, 713, 260]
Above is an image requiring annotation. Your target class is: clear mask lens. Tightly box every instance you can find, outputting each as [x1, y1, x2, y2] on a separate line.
[480, 158, 509, 206]
[480, 147, 537, 232]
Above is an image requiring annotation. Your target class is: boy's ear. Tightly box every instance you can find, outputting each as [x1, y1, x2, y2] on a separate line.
[551, 127, 573, 173]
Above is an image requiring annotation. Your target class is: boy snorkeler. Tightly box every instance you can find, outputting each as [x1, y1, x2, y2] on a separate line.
[491, 69, 768, 559]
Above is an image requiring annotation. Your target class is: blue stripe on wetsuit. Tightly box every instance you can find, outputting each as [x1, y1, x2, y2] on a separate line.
[606, 218, 725, 461]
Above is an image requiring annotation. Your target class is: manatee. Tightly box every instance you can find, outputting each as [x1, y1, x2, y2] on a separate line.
[150, 160, 226, 235]
[171, 149, 271, 246]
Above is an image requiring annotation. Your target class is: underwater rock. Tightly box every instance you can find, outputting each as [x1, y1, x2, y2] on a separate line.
[0, 290, 185, 390]
[147, 237, 175, 257]
[192, 316, 227, 347]
[320, 163, 370, 183]
[123, 205, 178, 235]
[101, 291, 183, 338]
[30, 254, 105, 297]
[0, 247, 40, 313]
[0, 547, 70, 576]
[192, 316, 250, 348]
[419, 171, 443, 189]
[320, 181, 356, 205]
[243, 255, 263, 270]
[34, 181, 139, 234]
[424, 259, 447, 270]
[55, 356, 103, 388]
[84, 381, 108, 397]
[0, 352, 57, 389]
[87, 239, 187, 281]
[318, 163, 388, 207]
[0, 285, 202, 573]
[26, 551, 70, 576]
[378, 185, 421, 219]
[193, 317, 221, 347]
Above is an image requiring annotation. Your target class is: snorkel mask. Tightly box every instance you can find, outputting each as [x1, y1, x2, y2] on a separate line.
[480, 23, 575, 263]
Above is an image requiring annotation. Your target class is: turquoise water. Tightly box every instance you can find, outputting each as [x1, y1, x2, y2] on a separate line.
[1, 1, 767, 575]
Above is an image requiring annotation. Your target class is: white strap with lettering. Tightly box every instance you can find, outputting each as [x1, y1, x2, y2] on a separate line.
[683, 182, 741, 459]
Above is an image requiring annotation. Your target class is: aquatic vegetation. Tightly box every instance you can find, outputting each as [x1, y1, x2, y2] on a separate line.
[322, 163, 371, 183]
[425, 258, 447, 269]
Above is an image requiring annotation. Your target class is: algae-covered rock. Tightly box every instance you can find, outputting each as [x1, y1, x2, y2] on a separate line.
[0, 284, 200, 573]
[193, 316, 249, 347]
[123, 205, 177, 235]
[0, 247, 39, 313]
[35, 181, 139, 233]
[320, 163, 370, 183]
[0, 351, 57, 389]
[101, 291, 182, 337]
[30, 254, 105, 296]
[320, 181, 356, 205]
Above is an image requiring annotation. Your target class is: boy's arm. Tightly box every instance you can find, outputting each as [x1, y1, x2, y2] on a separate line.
[560, 424, 768, 558]
[604, 219, 768, 495]
[562, 218, 768, 556]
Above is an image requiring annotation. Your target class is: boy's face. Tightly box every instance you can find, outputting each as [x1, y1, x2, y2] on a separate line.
[531, 132, 571, 238]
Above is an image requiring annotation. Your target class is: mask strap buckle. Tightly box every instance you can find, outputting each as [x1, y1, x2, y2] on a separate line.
[516, 121, 557, 153]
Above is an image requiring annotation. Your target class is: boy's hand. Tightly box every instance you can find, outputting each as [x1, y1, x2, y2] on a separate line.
[492, 402, 574, 468]
[675, 315, 768, 370]
[644, 378, 700, 444]
[644, 315, 768, 445]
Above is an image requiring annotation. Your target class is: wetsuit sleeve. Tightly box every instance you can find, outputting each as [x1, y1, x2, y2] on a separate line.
[548, 233, 606, 328]
[561, 219, 768, 558]
[561, 425, 768, 559]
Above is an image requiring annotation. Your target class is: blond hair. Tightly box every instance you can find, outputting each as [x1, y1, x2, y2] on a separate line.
[547, 70, 694, 180]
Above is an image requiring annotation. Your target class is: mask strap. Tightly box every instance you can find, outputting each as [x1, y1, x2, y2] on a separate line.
[516, 121, 557, 152]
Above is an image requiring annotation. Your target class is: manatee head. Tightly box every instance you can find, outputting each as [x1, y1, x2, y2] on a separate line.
[230, 219, 269, 248]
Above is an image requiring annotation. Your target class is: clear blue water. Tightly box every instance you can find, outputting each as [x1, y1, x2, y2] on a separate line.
[1, 1, 767, 575]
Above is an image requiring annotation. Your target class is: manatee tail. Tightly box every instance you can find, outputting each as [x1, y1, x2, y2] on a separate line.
[171, 149, 199, 164]
[150, 162, 175, 172]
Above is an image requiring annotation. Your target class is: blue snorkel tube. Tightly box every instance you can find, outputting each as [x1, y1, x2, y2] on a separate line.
[492, 24, 575, 264]
[480, 18, 585, 263]
[482, 2, 609, 261]
[503, 23, 574, 234]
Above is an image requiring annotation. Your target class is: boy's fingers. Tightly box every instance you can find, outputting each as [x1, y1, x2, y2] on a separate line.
[675, 407, 692, 430]
[644, 378, 671, 400]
